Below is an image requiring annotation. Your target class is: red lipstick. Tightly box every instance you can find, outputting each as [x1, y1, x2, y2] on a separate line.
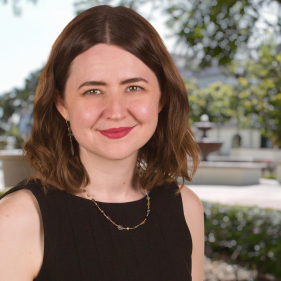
[98, 126, 135, 139]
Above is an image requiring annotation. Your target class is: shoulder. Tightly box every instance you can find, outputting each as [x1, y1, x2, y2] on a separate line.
[0, 185, 43, 227]
[0, 189, 41, 228]
[1, 187, 39, 207]
[178, 183, 204, 215]
[178, 183, 204, 242]
[0, 189, 43, 280]
[178, 183, 204, 281]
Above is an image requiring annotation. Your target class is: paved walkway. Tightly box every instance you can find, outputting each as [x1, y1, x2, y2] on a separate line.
[186, 178, 281, 210]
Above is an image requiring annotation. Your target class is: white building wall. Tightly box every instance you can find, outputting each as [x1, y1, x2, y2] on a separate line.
[191, 126, 261, 156]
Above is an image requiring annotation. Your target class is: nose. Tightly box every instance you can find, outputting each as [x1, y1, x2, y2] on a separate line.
[103, 91, 127, 121]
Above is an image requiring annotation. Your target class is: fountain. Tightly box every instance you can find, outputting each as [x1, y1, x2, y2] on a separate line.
[193, 114, 223, 161]
[183, 114, 268, 185]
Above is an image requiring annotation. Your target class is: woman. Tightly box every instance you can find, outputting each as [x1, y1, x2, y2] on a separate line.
[0, 5, 204, 281]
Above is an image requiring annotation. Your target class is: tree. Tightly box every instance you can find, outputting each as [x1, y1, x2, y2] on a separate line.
[0, 0, 38, 16]
[2, 0, 281, 148]
[0, 68, 41, 148]
[230, 39, 281, 146]
[5, 0, 281, 68]
[165, 0, 281, 69]
[185, 78, 236, 125]
[186, 38, 281, 147]
[73, 0, 281, 70]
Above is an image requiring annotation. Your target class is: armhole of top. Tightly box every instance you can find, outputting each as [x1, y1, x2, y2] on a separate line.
[0, 178, 55, 280]
[169, 181, 193, 254]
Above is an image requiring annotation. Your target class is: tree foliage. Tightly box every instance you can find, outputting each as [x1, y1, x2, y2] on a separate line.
[5, 0, 281, 68]
[2, 0, 281, 148]
[186, 79, 238, 125]
[230, 39, 281, 146]
[165, 0, 281, 69]
[186, 39, 281, 147]
[0, 0, 37, 16]
[0, 68, 41, 148]
[73, 0, 281, 70]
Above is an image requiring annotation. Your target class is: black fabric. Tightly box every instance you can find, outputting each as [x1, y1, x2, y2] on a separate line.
[0, 178, 192, 281]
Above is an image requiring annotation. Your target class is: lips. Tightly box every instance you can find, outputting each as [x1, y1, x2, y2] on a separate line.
[99, 127, 134, 133]
[98, 126, 135, 139]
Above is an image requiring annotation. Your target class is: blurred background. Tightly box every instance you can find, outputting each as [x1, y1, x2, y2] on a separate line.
[1, 0, 281, 280]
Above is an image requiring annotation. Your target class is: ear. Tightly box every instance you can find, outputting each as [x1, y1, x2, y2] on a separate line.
[55, 95, 69, 121]
[158, 94, 167, 113]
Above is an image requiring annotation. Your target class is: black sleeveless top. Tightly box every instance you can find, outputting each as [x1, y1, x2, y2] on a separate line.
[0, 179, 192, 281]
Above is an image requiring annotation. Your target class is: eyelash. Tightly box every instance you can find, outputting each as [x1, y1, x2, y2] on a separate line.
[83, 85, 144, 95]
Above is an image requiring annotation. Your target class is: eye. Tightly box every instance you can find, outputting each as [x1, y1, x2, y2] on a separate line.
[128, 85, 144, 92]
[83, 89, 101, 95]
[83, 86, 144, 95]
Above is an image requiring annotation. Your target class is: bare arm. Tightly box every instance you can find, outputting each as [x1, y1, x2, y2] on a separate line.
[0, 189, 44, 281]
[179, 184, 205, 281]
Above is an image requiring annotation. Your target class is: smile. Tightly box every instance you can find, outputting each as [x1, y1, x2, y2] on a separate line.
[98, 126, 135, 139]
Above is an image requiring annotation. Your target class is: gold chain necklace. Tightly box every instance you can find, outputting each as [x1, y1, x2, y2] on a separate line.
[79, 186, 151, 230]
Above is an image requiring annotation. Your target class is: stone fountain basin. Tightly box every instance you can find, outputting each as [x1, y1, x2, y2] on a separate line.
[197, 142, 223, 154]
[185, 161, 267, 186]
[197, 138, 223, 161]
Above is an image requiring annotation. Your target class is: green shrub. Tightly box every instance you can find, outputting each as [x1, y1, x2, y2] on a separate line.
[262, 174, 277, 179]
[203, 201, 281, 278]
[0, 188, 11, 198]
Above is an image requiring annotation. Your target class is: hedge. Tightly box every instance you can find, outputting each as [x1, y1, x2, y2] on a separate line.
[203, 201, 281, 279]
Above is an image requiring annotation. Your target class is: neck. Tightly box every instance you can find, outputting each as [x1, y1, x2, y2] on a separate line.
[78, 149, 144, 203]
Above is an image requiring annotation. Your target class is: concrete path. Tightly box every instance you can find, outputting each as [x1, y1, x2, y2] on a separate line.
[186, 178, 281, 210]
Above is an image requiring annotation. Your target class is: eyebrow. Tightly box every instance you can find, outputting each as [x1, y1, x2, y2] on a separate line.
[77, 77, 149, 90]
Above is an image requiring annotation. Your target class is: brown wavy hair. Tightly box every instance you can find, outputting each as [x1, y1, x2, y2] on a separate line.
[22, 5, 201, 196]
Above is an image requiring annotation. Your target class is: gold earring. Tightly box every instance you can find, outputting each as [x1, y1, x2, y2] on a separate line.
[66, 119, 74, 156]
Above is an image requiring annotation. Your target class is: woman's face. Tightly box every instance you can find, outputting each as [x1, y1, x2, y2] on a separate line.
[56, 43, 164, 161]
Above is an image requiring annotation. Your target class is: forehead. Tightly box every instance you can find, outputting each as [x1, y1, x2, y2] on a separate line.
[67, 44, 157, 87]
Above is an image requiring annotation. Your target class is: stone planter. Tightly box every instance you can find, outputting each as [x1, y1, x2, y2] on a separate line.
[230, 147, 281, 159]
[277, 163, 281, 184]
[186, 161, 267, 185]
[0, 149, 36, 190]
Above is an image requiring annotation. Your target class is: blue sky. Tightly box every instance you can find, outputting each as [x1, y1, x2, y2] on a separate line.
[0, 1, 176, 96]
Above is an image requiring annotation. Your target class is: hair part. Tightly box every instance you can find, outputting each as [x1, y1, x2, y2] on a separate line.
[22, 5, 201, 196]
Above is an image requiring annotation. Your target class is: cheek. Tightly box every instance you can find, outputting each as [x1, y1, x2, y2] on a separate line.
[131, 98, 159, 124]
[70, 103, 101, 132]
